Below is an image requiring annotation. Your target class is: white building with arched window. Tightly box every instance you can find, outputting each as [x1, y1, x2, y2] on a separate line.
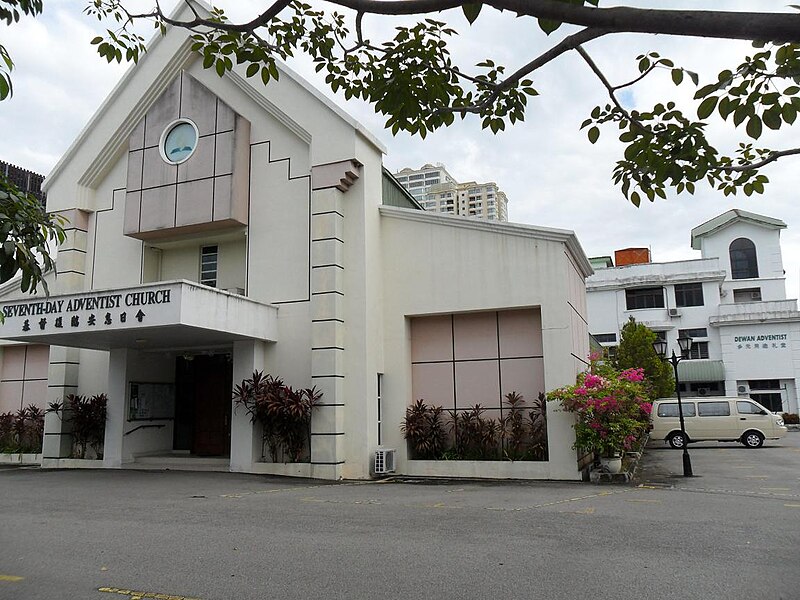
[588, 209, 800, 415]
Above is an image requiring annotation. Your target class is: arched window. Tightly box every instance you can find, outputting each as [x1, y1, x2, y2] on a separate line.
[729, 238, 758, 279]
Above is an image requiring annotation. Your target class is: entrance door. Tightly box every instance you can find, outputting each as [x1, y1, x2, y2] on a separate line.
[174, 354, 232, 456]
[192, 355, 233, 456]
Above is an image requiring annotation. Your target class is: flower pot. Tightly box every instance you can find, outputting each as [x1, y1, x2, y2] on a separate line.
[599, 455, 623, 474]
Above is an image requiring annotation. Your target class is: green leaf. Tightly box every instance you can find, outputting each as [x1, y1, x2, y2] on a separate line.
[671, 69, 683, 86]
[746, 114, 763, 139]
[763, 107, 782, 130]
[246, 63, 259, 78]
[697, 96, 718, 119]
[462, 3, 482, 24]
[588, 126, 600, 144]
[630, 191, 641, 207]
[537, 18, 561, 35]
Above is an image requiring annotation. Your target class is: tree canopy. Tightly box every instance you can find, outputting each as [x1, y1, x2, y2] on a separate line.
[614, 317, 674, 399]
[75, 0, 800, 206]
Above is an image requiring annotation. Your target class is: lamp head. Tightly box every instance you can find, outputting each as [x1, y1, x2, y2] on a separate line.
[677, 336, 693, 356]
[652, 338, 668, 358]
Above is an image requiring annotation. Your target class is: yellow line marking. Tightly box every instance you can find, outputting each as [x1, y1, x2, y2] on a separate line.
[98, 587, 202, 599]
[744, 476, 769, 479]
[761, 487, 791, 491]
[625, 499, 662, 503]
[784, 503, 800, 508]
[573, 507, 595, 514]
[0, 575, 24, 582]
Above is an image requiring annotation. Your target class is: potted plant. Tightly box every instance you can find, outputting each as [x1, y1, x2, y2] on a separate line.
[548, 361, 652, 473]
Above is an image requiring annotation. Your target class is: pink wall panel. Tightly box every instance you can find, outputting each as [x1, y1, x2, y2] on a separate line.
[411, 362, 454, 408]
[498, 309, 543, 358]
[21, 379, 48, 409]
[24, 345, 50, 380]
[410, 309, 543, 413]
[500, 358, 545, 403]
[454, 360, 500, 409]
[453, 312, 498, 360]
[410, 315, 453, 363]
[0, 380, 23, 413]
[1, 347, 26, 380]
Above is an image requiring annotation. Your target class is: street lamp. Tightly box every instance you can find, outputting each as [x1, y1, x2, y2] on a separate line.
[653, 335, 694, 477]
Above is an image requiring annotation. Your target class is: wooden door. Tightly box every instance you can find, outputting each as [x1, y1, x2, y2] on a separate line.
[192, 355, 232, 456]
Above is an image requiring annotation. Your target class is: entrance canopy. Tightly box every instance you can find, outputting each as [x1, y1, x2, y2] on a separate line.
[677, 360, 725, 383]
[0, 280, 278, 351]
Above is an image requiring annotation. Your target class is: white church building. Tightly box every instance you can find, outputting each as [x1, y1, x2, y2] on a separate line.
[0, 2, 592, 480]
[588, 209, 800, 415]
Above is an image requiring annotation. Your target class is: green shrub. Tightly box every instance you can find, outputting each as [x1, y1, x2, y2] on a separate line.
[782, 413, 799, 425]
[0, 405, 44, 453]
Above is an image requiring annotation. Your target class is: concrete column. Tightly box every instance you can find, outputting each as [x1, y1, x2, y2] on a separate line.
[230, 340, 266, 472]
[42, 209, 91, 459]
[103, 348, 130, 468]
[309, 186, 347, 479]
[41, 346, 81, 459]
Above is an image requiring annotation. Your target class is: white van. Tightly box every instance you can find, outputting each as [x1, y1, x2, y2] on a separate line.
[651, 397, 787, 449]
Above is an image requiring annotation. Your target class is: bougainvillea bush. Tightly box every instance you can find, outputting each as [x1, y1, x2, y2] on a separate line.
[547, 359, 652, 458]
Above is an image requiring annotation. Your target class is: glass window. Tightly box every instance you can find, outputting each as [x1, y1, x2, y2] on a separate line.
[409, 174, 425, 181]
[733, 287, 762, 303]
[625, 287, 665, 309]
[654, 330, 667, 341]
[686, 341, 709, 360]
[675, 283, 704, 307]
[657, 402, 696, 417]
[737, 401, 766, 415]
[200, 245, 218, 288]
[698, 401, 731, 416]
[730, 238, 759, 279]
[749, 393, 783, 412]
[593, 333, 617, 343]
[748, 379, 780, 390]
[678, 328, 708, 339]
[161, 120, 198, 164]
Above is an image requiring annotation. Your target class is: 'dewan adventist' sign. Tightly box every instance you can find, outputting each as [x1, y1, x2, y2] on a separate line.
[733, 332, 789, 350]
[0, 286, 176, 336]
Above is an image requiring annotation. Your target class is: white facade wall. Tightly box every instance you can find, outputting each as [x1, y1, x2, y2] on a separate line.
[588, 212, 800, 415]
[0, 3, 593, 480]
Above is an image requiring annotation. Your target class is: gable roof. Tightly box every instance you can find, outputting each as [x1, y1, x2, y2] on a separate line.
[44, 0, 386, 194]
[690, 209, 786, 249]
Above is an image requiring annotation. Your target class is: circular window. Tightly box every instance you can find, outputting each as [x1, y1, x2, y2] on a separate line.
[159, 119, 199, 164]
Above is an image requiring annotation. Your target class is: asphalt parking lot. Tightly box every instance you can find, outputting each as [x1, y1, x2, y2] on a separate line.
[641, 429, 800, 496]
[1, 435, 798, 600]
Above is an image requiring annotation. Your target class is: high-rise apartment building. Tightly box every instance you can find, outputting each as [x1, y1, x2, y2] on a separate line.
[1, 160, 46, 206]
[394, 164, 509, 221]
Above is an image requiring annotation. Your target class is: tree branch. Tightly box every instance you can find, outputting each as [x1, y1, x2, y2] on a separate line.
[123, 0, 800, 43]
[729, 147, 800, 171]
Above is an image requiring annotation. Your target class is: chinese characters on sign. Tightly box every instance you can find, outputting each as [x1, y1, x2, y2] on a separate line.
[734, 333, 788, 351]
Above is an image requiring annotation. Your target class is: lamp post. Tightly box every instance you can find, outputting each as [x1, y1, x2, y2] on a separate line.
[653, 335, 694, 477]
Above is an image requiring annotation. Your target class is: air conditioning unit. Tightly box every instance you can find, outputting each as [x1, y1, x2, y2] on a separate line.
[668, 308, 681, 317]
[374, 448, 396, 475]
[737, 384, 749, 396]
[750, 291, 762, 300]
[226, 287, 245, 295]
[697, 387, 709, 396]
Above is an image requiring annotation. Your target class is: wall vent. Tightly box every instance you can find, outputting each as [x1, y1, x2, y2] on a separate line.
[374, 448, 396, 475]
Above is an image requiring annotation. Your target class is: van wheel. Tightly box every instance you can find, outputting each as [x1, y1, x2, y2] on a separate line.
[668, 431, 689, 449]
[742, 431, 764, 448]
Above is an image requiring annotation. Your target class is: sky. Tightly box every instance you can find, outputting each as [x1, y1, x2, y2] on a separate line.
[2, 1, 800, 295]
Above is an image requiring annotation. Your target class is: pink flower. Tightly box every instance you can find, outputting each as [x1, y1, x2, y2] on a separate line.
[620, 368, 645, 382]
[584, 374, 604, 388]
[640, 402, 653, 415]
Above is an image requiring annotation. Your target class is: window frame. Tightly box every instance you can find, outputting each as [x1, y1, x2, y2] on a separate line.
[729, 237, 759, 279]
[200, 245, 219, 288]
[674, 282, 704, 307]
[625, 286, 665, 310]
